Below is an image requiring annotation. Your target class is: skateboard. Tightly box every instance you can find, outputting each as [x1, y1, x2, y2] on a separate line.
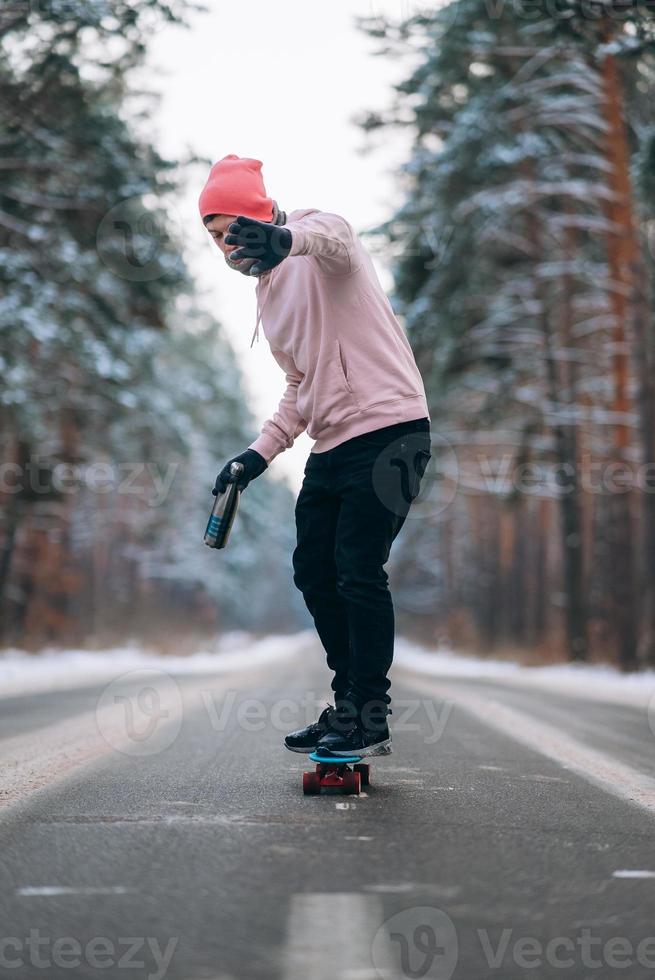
[302, 751, 371, 796]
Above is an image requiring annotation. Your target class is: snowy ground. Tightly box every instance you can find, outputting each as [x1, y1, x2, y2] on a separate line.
[1, 631, 654, 709]
[0, 630, 315, 699]
[394, 637, 655, 710]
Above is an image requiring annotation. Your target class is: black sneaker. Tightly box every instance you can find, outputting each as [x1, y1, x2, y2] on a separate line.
[284, 704, 337, 754]
[315, 709, 393, 758]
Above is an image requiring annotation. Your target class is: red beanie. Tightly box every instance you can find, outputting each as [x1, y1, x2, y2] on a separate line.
[198, 154, 274, 222]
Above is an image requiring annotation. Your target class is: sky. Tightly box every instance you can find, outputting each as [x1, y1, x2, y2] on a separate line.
[147, 0, 418, 493]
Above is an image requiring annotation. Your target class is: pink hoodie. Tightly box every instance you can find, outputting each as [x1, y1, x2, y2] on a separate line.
[246, 209, 430, 464]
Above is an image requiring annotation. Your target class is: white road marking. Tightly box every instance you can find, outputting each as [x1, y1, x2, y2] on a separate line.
[283, 893, 384, 980]
[364, 882, 461, 898]
[407, 678, 655, 817]
[363, 882, 416, 893]
[17, 886, 132, 896]
[612, 870, 655, 879]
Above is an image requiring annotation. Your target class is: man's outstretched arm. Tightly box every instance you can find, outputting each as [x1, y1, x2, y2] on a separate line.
[226, 211, 361, 278]
[286, 211, 361, 277]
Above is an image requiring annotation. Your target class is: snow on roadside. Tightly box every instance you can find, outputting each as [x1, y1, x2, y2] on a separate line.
[4, 630, 655, 710]
[0, 630, 315, 700]
[394, 637, 655, 709]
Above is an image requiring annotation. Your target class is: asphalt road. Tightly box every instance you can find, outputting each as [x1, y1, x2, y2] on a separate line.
[1, 641, 655, 980]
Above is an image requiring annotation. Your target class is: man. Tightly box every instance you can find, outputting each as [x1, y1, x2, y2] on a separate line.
[199, 153, 432, 757]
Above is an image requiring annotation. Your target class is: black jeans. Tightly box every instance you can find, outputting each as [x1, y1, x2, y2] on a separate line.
[292, 416, 431, 719]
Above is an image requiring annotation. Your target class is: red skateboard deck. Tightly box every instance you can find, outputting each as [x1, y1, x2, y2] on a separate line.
[303, 751, 370, 795]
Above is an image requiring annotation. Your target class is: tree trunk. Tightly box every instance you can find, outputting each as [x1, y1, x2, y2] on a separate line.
[528, 204, 588, 662]
[0, 432, 27, 639]
[597, 38, 639, 670]
[632, 238, 655, 664]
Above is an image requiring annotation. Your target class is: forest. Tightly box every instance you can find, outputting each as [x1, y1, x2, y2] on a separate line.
[2, 1, 655, 670]
[361, 1, 655, 669]
[0, 0, 307, 650]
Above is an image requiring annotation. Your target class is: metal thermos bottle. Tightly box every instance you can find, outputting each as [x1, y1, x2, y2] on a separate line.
[204, 461, 244, 550]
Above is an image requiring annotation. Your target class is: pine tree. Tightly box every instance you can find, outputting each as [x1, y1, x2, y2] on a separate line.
[0, 0, 305, 646]
[356, 1, 655, 666]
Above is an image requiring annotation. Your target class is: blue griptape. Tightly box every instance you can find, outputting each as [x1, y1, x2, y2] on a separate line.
[309, 751, 363, 764]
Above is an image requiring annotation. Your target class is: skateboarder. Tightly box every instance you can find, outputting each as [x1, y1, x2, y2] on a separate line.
[199, 154, 432, 757]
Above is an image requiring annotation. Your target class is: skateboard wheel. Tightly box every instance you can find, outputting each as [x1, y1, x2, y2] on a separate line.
[303, 772, 321, 795]
[342, 771, 361, 795]
[354, 763, 370, 786]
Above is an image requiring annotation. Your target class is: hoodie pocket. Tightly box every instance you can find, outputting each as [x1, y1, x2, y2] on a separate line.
[301, 338, 360, 432]
[335, 338, 354, 394]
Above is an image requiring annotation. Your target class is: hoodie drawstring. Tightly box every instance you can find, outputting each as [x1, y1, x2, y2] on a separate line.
[250, 272, 273, 348]
[250, 294, 262, 348]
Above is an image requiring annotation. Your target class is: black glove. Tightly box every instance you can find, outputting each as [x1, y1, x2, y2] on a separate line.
[224, 215, 292, 276]
[213, 449, 268, 495]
